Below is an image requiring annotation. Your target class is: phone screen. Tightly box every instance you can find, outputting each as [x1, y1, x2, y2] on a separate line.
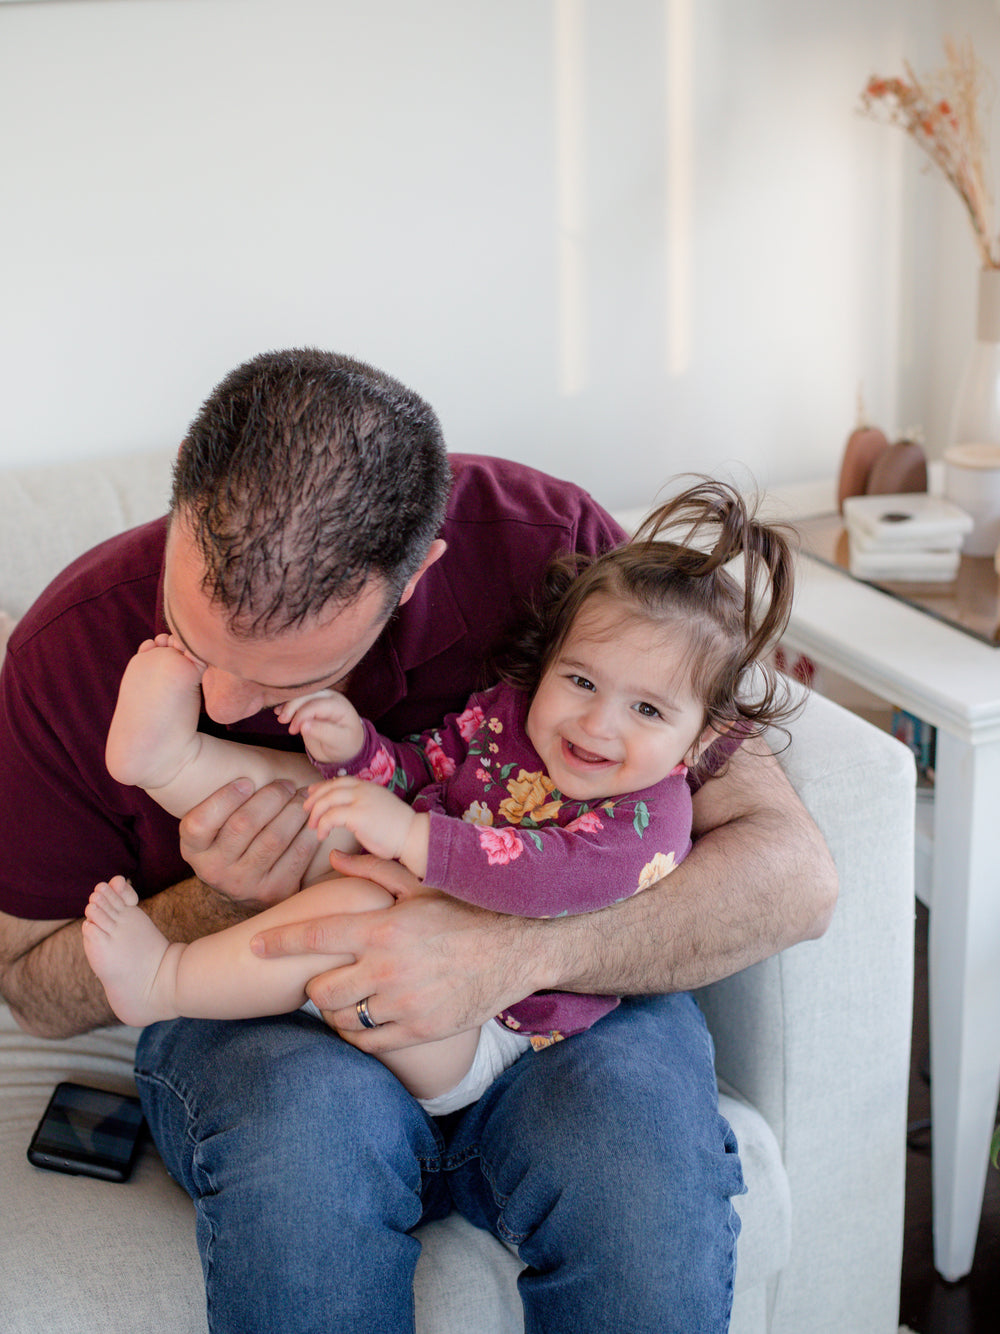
[27, 1082, 145, 1182]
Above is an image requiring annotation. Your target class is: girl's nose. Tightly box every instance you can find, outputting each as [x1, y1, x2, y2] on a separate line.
[579, 698, 616, 738]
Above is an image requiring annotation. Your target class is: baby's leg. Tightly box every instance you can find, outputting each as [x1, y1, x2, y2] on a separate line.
[105, 640, 207, 791]
[381, 1026, 482, 1104]
[82, 874, 481, 1102]
[107, 643, 355, 876]
[83, 875, 385, 1028]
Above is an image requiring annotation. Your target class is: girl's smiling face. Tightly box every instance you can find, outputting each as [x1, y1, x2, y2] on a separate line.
[525, 594, 720, 801]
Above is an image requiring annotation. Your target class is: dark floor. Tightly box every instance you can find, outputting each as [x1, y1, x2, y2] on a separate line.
[898, 903, 1000, 1333]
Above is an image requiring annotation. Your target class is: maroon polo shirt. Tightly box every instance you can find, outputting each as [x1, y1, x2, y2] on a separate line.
[0, 455, 625, 920]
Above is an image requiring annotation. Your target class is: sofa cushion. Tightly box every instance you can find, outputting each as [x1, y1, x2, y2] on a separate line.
[0, 1003, 789, 1334]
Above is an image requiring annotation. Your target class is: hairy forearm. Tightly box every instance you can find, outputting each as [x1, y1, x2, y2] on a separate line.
[1, 877, 256, 1040]
[2, 916, 118, 1039]
[523, 770, 838, 998]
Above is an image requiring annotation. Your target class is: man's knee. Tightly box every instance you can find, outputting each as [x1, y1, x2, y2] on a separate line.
[136, 1014, 433, 1187]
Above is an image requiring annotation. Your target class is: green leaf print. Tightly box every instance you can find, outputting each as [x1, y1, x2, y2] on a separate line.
[633, 802, 650, 837]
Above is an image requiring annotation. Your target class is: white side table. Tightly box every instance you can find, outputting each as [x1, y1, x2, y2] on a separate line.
[767, 478, 1000, 1282]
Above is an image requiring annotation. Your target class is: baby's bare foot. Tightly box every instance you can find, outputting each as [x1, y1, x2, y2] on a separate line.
[82, 876, 181, 1027]
[106, 641, 205, 790]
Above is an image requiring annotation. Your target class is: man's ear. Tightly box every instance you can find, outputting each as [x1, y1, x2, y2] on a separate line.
[398, 539, 448, 606]
[685, 718, 735, 768]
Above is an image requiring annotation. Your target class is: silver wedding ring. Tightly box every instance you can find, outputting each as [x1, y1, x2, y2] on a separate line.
[356, 996, 379, 1030]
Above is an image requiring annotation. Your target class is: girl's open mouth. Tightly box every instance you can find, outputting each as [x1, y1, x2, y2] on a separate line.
[564, 739, 614, 767]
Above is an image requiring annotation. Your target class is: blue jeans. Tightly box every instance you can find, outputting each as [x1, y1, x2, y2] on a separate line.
[135, 994, 744, 1334]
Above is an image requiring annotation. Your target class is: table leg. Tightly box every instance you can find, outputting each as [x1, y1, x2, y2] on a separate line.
[928, 729, 1000, 1281]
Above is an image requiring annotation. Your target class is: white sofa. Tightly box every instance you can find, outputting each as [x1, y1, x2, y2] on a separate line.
[0, 451, 915, 1334]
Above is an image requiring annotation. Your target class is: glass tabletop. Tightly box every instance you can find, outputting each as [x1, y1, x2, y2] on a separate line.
[795, 512, 1000, 648]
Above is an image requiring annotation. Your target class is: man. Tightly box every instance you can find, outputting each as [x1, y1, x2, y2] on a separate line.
[0, 349, 836, 1332]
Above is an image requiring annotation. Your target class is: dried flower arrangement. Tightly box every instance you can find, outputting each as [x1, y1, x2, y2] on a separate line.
[860, 38, 998, 269]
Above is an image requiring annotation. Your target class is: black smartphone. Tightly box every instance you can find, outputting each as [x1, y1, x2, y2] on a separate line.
[27, 1081, 145, 1182]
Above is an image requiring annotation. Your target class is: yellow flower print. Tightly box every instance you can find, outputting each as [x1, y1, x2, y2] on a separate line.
[488, 718, 503, 733]
[637, 851, 678, 892]
[462, 801, 494, 827]
[530, 1032, 565, 1050]
[498, 769, 560, 825]
[531, 800, 564, 822]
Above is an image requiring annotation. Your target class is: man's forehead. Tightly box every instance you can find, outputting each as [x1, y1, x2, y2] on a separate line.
[162, 521, 391, 691]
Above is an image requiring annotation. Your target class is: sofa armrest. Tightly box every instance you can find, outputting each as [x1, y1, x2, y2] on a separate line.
[696, 686, 915, 1330]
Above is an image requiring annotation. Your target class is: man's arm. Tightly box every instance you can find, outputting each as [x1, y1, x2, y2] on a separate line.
[0, 777, 325, 1040]
[529, 739, 837, 996]
[250, 741, 838, 1050]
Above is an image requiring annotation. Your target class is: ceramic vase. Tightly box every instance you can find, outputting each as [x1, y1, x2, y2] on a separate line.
[946, 269, 1000, 555]
[949, 267, 1000, 449]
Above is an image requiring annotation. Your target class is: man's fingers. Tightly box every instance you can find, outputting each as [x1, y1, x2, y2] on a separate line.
[250, 911, 360, 960]
[180, 780, 301, 855]
[179, 780, 316, 901]
[326, 848, 424, 899]
[178, 778, 259, 854]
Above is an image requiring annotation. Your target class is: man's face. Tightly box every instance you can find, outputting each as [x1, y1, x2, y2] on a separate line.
[162, 518, 393, 725]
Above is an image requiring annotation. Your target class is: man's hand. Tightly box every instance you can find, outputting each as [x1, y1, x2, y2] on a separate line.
[249, 851, 543, 1051]
[179, 778, 319, 910]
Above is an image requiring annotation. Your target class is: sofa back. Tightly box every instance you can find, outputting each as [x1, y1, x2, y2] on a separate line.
[0, 451, 174, 621]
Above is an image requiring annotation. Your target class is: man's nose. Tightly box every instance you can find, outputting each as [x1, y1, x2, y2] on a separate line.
[200, 668, 265, 725]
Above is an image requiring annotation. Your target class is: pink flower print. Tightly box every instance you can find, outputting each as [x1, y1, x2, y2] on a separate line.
[423, 734, 456, 781]
[358, 745, 396, 788]
[565, 811, 605, 835]
[478, 826, 524, 866]
[455, 704, 485, 741]
[476, 767, 490, 783]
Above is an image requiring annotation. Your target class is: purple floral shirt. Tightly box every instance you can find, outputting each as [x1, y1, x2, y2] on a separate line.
[318, 682, 693, 1046]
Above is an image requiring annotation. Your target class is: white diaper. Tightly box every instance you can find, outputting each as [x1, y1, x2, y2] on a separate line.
[417, 1022, 533, 1116]
[299, 1002, 532, 1114]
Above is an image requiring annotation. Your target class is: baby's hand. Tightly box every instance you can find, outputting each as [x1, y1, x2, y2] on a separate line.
[276, 690, 366, 764]
[303, 777, 428, 877]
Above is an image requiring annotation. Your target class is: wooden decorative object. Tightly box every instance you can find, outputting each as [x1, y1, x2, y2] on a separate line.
[865, 438, 928, 496]
[836, 425, 890, 512]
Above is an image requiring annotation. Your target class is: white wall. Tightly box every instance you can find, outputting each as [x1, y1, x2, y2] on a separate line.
[0, 0, 991, 510]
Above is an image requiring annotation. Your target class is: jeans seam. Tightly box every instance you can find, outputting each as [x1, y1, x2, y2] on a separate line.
[442, 1142, 522, 1245]
[134, 1067, 221, 1323]
[722, 1199, 740, 1328]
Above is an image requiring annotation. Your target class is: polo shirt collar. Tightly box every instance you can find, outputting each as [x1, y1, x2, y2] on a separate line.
[348, 551, 467, 721]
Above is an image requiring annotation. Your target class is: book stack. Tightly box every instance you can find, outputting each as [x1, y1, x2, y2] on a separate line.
[842, 493, 974, 582]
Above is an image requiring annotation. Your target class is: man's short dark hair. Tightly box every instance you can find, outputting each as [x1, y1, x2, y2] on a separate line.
[170, 348, 451, 635]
